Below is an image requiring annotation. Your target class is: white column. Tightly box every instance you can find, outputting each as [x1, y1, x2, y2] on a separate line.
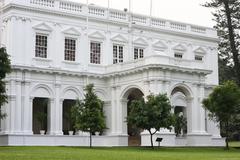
[190, 84, 199, 133]
[186, 97, 193, 134]
[120, 98, 128, 135]
[149, 80, 157, 94]
[58, 99, 64, 135]
[22, 81, 33, 134]
[198, 84, 207, 133]
[2, 96, 10, 134]
[54, 84, 63, 135]
[9, 80, 16, 134]
[28, 97, 34, 134]
[111, 86, 117, 135]
[103, 101, 112, 135]
[47, 98, 56, 135]
[157, 80, 165, 94]
[14, 80, 22, 134]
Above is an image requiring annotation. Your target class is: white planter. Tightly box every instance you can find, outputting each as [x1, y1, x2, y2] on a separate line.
[68, 131, 74, 135]
[95, 132, 100, 136]
[40, 130, 45, 135]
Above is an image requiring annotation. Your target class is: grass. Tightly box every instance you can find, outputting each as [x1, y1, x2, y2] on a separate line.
[230, 141, 240, 147]
[0, 146, 239, 160]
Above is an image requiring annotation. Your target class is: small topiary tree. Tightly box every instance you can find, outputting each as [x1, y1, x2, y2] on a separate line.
[71, 84, 106, 148]
[127, 93, 174, 149]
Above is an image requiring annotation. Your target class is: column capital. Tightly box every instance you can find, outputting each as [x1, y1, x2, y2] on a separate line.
[55, 83, 61, 88]
[120, 98, 128, 103]
[103, 100, 111, 106]
[50, 98, 55, 103]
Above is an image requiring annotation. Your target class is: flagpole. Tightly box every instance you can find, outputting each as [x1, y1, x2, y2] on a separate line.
[107, 0, 110, 32]
[150, 0, 152, 17]
[86, 0, 89, 30]
[129, 0, 131, 13]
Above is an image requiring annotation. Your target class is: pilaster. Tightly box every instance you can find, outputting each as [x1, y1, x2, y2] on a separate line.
[47, 98, 56, 135]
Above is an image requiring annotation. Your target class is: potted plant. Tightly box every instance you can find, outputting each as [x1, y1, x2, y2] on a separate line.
[174, 112, 187, 137]
[64, 111, 75, 135]
[36, 111, 47, 135]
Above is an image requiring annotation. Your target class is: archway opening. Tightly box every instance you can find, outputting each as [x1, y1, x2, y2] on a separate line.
[174, 106, 187, 136]
[62, 99, 76, 135]
[171, 86, 190, 137]
[126, 88, 144, 146]
[32, 98, 49, 135]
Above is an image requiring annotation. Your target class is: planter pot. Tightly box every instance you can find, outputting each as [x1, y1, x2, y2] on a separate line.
[95, 132, 100, 136]
[40, 130, 45, 135]
[68, 131, 74, 135]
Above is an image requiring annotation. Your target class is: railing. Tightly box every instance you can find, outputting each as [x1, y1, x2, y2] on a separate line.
[151, 18, 166, 27]
[88, 6, 105, 17]
[109, 10, 127, 20]
[170, 22, 187, 30]
[30, 0, 54, 7]
[106, 55, 206, 74]
[132, 15, 147, 24]
[191, 26, 206, 33]
[5, 0, 215, 37]
[59, 1, 82, 13]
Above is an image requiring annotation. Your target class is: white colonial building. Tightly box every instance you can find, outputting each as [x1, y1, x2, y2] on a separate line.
[0, 0, 225, 146]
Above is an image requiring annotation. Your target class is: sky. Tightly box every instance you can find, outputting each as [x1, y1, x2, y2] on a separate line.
[68, 0, 215, 28]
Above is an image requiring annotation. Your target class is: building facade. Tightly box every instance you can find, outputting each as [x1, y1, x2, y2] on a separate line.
[0, 0, 224, 146]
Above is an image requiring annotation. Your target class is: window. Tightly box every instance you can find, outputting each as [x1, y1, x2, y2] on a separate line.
[174, 52, 183, 59]
[134, 48, 144, 60]
[90, 42, 101, 64]
[113, 45, 123, 64]
[64, 38, 76, 61]
[35, 34, 48, 58]
[195, 55, 203, 61]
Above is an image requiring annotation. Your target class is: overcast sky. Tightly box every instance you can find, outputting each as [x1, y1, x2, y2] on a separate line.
[69, 0, 215, 28]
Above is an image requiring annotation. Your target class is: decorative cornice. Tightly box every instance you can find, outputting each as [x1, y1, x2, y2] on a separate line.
[11, 60, 212, 80]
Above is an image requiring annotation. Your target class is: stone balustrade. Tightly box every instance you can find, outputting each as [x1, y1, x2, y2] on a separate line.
[2, 0, 217, 38]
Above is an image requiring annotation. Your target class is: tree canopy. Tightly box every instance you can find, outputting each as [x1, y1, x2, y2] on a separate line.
[202, 81, 240, 149]
[0, 47, 11, 119]
[204, 0, 240, 84]
[71, 84, 106, 148]
[127, 93, 174, 149]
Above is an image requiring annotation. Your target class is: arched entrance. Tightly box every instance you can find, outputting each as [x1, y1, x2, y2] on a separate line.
[32, 98, 49, 134]
[171, 86, 191, 136]
[62, 99, 76, 135]
[31, 85, 53, 135]
[61, 87, 81, 135]
[123, 87, 144, 146]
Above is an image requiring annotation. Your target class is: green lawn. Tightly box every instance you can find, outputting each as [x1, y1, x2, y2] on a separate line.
[0, 146, 239, 160]
[230, 141, 240, 147]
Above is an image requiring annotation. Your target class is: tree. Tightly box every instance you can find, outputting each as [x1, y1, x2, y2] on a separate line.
[127, 93, 174, 149]
[202, 81, 240, 149]
[203, 0, 240, 85]
[71, 84, 106, 148]
[0, 47, 11, 119]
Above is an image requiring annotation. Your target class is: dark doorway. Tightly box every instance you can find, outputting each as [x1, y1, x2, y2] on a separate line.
[127, 88, 144, 146]
[32, 98, 48, 134]
[63, 100, 76, 135]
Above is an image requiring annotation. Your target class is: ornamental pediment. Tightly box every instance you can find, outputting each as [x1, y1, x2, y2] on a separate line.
[133, 37, 148, 46]
[62, 27, 81, 36]
[173, 44, 187, 51]
[111, 34, 128, 43]
[152, 40, 168, 50]
[194, 47, 206, 55]
[33, 22, 53, 32]
[88, 31, 105, 39]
